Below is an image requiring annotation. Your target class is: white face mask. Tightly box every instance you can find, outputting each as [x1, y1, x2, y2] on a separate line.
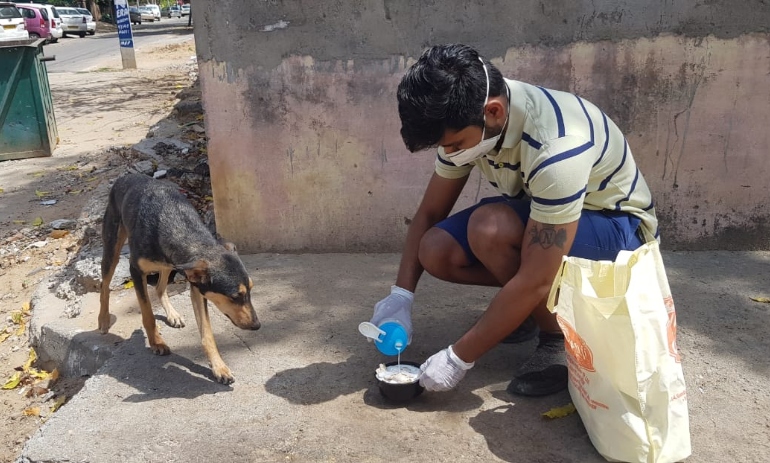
[446, 58, 509, 167]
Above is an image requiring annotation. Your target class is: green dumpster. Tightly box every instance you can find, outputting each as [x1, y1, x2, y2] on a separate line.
[0, 38, 58, 161]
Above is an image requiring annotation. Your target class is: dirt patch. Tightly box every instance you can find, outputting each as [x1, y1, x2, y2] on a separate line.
[0, 38, 205, 463]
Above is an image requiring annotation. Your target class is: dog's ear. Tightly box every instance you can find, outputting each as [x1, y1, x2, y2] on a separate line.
[176, 259, 210, 285]
[215, 233, 238, 253]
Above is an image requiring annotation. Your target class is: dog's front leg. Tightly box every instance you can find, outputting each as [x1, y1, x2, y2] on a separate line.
[156, 268, 185, 328]
[130, 265, 170, 355]
[190, 285, 234, 384]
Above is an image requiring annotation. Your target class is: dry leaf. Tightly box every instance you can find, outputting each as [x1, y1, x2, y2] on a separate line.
[25, 386, 48, 398]
[23, 406, 41, 417]
[0, 187, 4, 193]
[50, 230, 69, 239]
[12, 220, 25, 225]
[24, 349, 37, 371]
[542, 403, 577, 419]
[68, 190, 81, 195]
[15, 321, 25, 337]
[0, 329, 10, 343]
[750, 296, 770, 303]
[34, 190, 50, 198]
[49, 368, 59, 383]
[31, 172, 45, 178]
[2, 372, 22, 390]
[11, 311, 23, 324]
[86, 177, 98, 182]
[50, 396, 66, 413]
[32, 217, 44, 227]
[204, 196, 214, 201]
[22, 301, 31, 314]
[123, 280, 134, 289]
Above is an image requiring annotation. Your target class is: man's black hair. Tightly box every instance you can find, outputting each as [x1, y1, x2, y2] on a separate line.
[397, 44, 506, 153]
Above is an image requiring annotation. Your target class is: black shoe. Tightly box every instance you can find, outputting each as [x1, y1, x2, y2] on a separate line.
[507, 332, 567, 397]
[499, 316, 539, 344]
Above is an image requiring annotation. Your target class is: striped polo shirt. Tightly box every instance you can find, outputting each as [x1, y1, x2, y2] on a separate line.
[435, 78, 658, 240]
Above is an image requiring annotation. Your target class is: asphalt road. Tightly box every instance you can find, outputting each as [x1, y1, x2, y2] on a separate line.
[44, 16, 194, 73]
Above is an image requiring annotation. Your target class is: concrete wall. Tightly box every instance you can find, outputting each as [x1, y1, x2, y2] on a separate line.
[193, 0, 770, 252]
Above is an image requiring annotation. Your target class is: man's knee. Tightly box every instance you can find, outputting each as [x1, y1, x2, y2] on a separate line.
[467, 204, 524, 257]
[418, 228, 469, 280]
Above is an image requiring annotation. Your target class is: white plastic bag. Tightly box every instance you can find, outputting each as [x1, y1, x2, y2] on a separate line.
[547, 241, 691, 463]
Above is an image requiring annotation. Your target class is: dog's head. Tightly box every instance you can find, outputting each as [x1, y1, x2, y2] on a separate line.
[177, 247, 260, 331]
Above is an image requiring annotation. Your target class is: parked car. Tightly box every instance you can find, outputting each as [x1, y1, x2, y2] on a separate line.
[0, 2, 28, 42]
[75, 8, 95, 35]
[138, 6, 154, 22]
[144, 4, 160, 21]
[162, 5, 180, 18]
[16, 3, 61, 42]
[54, 6, 87, 38]
[16, 5, 50, 41]
[180, 4, 190, 16]
[128, 6, 141, 25]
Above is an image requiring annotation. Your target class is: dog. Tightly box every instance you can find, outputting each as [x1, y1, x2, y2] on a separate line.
[99, 173, 260, 384]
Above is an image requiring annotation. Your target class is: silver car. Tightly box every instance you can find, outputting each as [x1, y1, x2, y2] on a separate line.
[75, 8, 95, 35]
[55, 7, 87, 38]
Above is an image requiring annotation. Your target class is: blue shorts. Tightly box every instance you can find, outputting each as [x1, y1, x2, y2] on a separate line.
[435, 197, 644, 263]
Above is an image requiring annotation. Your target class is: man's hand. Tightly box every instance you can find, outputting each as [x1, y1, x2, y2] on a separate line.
[419, 345, 474, 392]
[371, 285, 414, 342]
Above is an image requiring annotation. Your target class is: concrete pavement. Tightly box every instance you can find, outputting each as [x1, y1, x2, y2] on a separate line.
[17, 249, 770, 462]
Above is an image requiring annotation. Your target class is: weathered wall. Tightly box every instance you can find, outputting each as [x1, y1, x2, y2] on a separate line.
[193, 0, 770, 252]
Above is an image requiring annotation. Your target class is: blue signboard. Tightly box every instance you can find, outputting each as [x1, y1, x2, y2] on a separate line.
[115, 0, 134, 48]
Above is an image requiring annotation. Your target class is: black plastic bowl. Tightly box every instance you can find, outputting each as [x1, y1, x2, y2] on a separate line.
[376, 361, 424, 403]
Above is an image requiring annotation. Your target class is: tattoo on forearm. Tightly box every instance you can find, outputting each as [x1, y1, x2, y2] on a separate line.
[529, 224, 567, 250]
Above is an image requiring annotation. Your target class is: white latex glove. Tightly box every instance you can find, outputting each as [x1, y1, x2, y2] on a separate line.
[370, 285, 414, 343]
[419, 345, 475, 392]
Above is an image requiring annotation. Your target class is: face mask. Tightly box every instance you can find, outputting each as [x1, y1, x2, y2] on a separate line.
[446, 58, 509, 167]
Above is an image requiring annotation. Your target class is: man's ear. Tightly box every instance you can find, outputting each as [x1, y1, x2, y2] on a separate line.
[176, 259, 210, 285]
[485, 99, 507, 122]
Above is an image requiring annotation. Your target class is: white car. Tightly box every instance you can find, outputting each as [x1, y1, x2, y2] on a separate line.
[138, 6, 155, 22]
[16, 3, 62, 42]
[145, 4, 161, 21]
[75, 8, 95, 35]
[0, 2, 29, 42]
[180, 4, 190, 16]
[55, 7, 87, 38]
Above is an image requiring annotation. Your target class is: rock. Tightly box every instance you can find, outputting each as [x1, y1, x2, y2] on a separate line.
[190, 124, 205, 133]
[73, 255, 131, 293]
[174, 99, 203, 117]
[50, 219, 78, 230]
[132, 160, 155, 175]
[153, 170, 167, 179]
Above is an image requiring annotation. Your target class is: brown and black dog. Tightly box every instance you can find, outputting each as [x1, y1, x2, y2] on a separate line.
[99, 173, 260, 384]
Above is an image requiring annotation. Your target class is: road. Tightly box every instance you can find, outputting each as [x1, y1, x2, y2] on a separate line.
[44, 16, 194, 73]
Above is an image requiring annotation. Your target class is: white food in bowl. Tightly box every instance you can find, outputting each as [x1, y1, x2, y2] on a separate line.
[376, 364, 420, 384]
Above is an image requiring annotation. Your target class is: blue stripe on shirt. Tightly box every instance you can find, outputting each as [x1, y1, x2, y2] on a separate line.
[643, 200, 655, 211]
[614, 168, 640, 211]
[593, 112, 610, 167]
[436, 153, 454, 166]
[599, 138, 628, 191]
[576, 96, 594, 144]
[532, 186, 587, 206]
[527, 141, 594, 183]
[521, 132, 542, 150]
[538, 87, 565, 137]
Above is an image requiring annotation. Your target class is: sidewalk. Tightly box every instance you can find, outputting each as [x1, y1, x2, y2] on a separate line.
[18, 250, 770, 462]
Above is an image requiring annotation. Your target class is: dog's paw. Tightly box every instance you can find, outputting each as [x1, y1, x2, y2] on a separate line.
[98, 317, 111, 334]
[150, 342, 171, 356]
[165, 315, 186, 329]
[212, 365, 234, 385]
